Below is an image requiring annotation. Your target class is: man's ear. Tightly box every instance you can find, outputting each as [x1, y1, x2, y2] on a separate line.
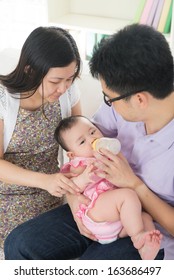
[66, 151, 75, 159]
[134, 92, 149, 109]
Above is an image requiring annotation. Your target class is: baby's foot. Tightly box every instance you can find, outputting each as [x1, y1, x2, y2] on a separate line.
[132, 230, 163, 260]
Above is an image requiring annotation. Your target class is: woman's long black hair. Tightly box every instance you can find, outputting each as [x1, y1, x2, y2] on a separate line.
[0, 26, 81, 97]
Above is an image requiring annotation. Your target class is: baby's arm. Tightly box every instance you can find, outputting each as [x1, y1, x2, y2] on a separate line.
[70, 164, 94, 193]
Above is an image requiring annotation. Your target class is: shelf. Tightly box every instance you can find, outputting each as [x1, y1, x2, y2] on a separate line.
[49, 13, 131, 34]
[47, 0, 174, 57]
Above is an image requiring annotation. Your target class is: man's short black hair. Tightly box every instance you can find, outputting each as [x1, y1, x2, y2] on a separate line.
[90, 23, 173, 99]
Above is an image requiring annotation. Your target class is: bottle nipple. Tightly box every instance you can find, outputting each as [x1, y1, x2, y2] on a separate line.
[92, 137, 121, 154]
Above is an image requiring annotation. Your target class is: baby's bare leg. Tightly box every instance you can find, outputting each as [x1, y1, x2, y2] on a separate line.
[87, 188, 162, 259]
[131, 212, 163, 260]
[87, 188, 143, 228]
[118, 199, 153, 238]
[113, 189, 162, 260]
[87, 189, 121, 222]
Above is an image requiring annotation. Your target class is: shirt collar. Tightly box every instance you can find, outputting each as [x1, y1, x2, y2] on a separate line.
[144, 119, 174, 149]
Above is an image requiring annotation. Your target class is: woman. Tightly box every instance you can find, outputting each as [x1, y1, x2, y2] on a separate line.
[0, 26, 82, 248]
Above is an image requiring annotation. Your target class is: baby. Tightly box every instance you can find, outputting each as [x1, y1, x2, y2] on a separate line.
[54, 115, 162, 260]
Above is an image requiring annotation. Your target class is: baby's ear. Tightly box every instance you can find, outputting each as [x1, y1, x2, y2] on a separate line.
[66, 151, 75, 159]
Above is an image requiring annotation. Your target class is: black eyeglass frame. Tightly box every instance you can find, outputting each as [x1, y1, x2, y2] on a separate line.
[103, 90, 146, 107]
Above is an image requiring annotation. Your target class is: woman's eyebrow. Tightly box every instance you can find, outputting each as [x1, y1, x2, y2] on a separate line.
[50, 74, 75, 80]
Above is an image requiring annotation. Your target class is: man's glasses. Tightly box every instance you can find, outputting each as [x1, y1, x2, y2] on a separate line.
[103, 90, 145, 107]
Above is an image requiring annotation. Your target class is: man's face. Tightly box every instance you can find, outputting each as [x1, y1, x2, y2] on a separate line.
[100, 78, 141, 122]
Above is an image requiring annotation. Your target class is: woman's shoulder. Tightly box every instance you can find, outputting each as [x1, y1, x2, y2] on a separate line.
[59, 82, 80, 118]
[0, 83, 6, 95]
[0, 85, 19, 113]
[0, 84, 7, 109]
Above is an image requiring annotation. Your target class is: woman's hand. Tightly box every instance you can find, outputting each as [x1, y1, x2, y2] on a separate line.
[42, 173, 81, 197]
[67, 193, 97, 241]
[93, 149, 142, 189]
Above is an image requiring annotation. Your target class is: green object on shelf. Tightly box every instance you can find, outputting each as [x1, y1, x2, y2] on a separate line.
[163, 0, 173, 33]
[85, 32, 109, 60]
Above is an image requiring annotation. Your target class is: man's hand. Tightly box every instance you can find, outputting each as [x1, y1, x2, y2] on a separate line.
[93, 149, 142, 190]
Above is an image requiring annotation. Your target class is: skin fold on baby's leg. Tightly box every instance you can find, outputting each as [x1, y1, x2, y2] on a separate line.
[87, 188, 162, 260]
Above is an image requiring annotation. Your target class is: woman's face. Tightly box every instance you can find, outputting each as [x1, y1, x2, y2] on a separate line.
[38, 61, 77, 102]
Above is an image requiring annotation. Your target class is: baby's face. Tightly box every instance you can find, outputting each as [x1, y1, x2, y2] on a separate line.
[63, 118, 103, 157]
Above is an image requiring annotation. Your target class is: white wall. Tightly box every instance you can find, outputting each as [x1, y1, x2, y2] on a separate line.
[77, 62, 103, 118]
[78, 75, 103, 118]
[0, 48, 20, 74]
[0, 0, 48, 51]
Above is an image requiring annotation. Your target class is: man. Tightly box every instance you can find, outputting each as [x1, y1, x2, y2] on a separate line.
[5, 24, 173, 259]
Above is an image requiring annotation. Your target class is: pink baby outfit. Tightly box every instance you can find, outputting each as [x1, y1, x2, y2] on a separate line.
[61, 157, 123, 244]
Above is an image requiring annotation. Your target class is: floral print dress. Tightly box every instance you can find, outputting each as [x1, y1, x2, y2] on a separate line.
[0, 100, 63, 247]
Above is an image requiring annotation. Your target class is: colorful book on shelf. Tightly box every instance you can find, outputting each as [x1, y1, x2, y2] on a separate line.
[163, 0, 173, 33]
[139, 0, 154, 24]
[152, 0, 165, 29]
[146, 0, 159, 26]
[157, 0, 172, 32]
[133, 0, 147, 23]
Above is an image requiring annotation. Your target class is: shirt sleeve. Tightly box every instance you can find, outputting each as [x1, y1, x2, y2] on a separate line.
[68, 81, 81, 108]
[0, 103, 3, 119]
[0, 86, 6, 120]
[91, 102, 118, 138]
[59, 81, 81, 119]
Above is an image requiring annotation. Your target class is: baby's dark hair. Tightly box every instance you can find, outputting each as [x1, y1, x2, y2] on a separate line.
[54, 115, 91, 151]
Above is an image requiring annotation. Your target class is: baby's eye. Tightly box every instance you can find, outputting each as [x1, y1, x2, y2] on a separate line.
[80, 140, 85, 145]
[90, 129, 96, 135]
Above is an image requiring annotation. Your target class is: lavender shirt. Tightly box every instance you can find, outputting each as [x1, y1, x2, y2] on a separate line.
[92, 102, 174, 259]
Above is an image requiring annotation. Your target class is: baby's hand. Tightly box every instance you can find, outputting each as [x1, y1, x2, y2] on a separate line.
[81, 164, 95, 186]
[72, 164, 96, 192]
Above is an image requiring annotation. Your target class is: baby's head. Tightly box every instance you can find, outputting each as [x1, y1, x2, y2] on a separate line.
[54, 115, 103, 158]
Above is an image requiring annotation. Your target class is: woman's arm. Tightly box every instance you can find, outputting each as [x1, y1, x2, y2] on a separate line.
[0, 158, 80, 197]
[0, 116, 80, 197]
[93, 149, 174, 236]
